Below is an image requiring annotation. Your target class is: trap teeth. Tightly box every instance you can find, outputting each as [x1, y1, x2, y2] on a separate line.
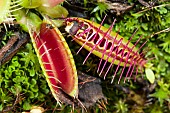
[65, 17, 148, 83]
[0, 0, 11, 23]
[0, 0, 22, 24]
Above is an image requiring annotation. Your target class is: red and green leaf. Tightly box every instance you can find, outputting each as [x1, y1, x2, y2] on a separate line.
[29, 18, 78, 100]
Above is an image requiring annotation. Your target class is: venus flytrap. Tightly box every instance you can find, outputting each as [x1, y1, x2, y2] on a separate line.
[65, 17, 155, 84]
[13, 6, 78, 102]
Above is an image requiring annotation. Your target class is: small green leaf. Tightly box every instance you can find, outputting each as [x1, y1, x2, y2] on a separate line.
[155, 7, 168, 14]
[27, 91, 34, 99]
[23, 82, 30, 89]
[38, 92, 45, 101]
[29, 68, 35, 77]
[131, 12, 144, 18]
[151, 80, 169, 106]
[0, 76, 3, 87]
[30, 85, 39, 92]
[0, 104, 3, 111]
[141, 23, 148, 31]
[95, 12, 101, 21]
[91, 6, 100, 14]
[13, 76, 25, 83]
[23, 101, 31, 110]
[91, 2, 108, 17]
[11, 85, 22, 95]
[30, 79, 37, 86]
[145, 68, 155, 84]
[43, 88, 49, 94]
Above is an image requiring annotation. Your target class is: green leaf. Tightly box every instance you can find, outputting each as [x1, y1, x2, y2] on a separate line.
[151, 83, 169, 106]
[29, 68, 35, 77]
[0, 104, 3, 111]
[37, 92, 45, 101]
[23, 101, 31, 110]
[27, 91, 34, 99]
[13, 76, 25, 83]
[155, 7, 168, 14]
[42, 88, 49, 94]
[91, 6, 100, 14]
[145, 68, 155, 84]
[150, 104, 163, 113]
[14, 84, 22, 93]
[30, 79, 37, 86]
[0, 76, 3, 87]
[95, 12, 101, 21]
[131, 12, 144, 18]
[141, 23, 148, 31]
[91, 2, 108, 17]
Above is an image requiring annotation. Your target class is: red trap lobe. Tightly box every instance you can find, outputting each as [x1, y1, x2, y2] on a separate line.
[65, 17, 148, 83]
[32, 21, 78, 99]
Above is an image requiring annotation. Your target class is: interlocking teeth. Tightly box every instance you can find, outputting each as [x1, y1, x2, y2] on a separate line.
[65, 17, 148, 84]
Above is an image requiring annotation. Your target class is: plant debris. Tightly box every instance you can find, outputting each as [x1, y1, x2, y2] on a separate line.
[57, 71, 106, 108]
[0, 25, 30, 66]
[103, 1, 133, 15]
